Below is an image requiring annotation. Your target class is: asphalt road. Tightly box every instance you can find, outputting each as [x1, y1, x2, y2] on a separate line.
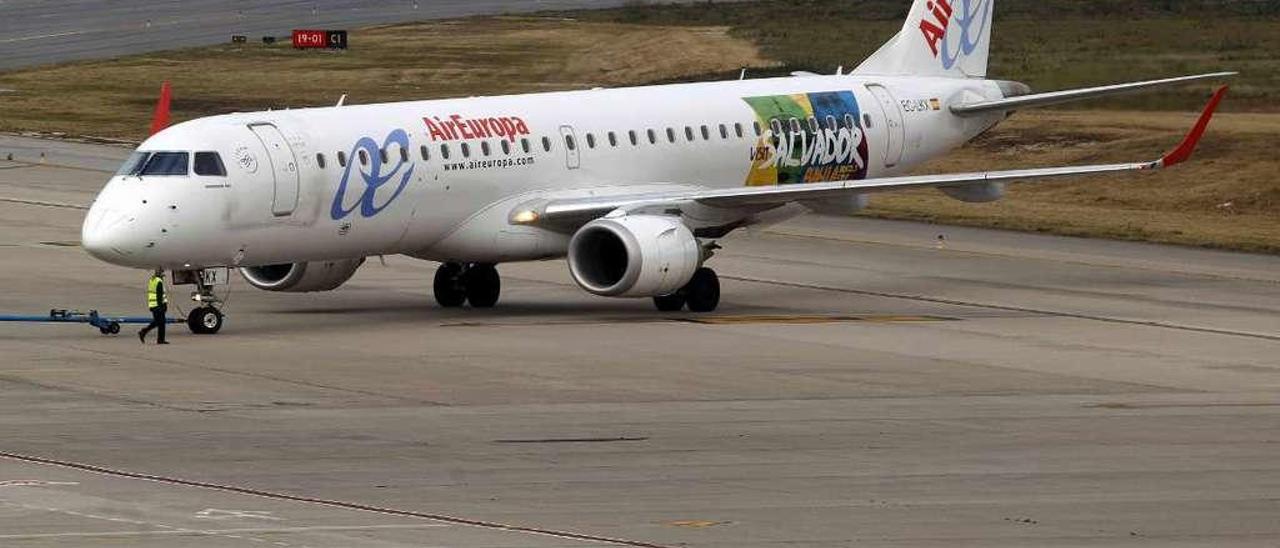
[0, 0, 704, 71]
[0, 136, 1278, 547]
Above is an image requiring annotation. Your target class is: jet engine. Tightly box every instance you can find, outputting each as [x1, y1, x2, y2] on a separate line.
[567, 215, 700, 297]
[939, 182, 1005, 203]
[240, 258, 365, 292]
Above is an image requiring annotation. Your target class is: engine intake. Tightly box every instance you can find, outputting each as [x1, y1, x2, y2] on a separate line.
[568, 215, 699, 297]
[240, 258, 365, 292]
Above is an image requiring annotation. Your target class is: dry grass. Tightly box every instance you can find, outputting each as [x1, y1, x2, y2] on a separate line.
[0, 17, 775, 141]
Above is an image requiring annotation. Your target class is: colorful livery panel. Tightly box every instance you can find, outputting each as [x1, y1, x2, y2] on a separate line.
[744, 90, 870, 186]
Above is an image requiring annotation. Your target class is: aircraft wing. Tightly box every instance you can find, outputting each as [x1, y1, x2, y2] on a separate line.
[951, 72, 1235, 116]
[512, 86, 1227, 229]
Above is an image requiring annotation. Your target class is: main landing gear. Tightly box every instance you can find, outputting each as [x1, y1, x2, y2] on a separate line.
[652, 267, 720, 313]
[434, 262, 501, 308]
[186, 276, 225, 334]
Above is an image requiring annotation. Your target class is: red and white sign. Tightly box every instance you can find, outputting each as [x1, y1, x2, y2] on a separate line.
[292, 30, 328, 49]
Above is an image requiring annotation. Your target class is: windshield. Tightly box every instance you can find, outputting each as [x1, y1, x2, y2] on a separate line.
[115, 151, 150, 176]
[140, 152, 189, 176]
[116, 151, 190, 177]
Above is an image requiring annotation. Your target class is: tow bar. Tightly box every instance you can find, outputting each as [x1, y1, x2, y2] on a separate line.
[0, 309, 181, 335]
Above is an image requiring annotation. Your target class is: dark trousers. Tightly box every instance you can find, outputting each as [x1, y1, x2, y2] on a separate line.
[140, 305, 166, 343]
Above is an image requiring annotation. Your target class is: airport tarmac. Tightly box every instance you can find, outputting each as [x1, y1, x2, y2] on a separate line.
[0, 134, 1278, 547]
[0, 0, 712, 71]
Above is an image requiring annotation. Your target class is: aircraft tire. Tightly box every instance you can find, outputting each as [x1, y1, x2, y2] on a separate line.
[464, 264, 501, 308]
[188, 306, 223, 334]
[684, 267, 720, 313]
[653, 293, 685, 312]
[433, 263, 467, 307]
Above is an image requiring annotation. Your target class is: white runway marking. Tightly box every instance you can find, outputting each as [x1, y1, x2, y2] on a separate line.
[0, 30, 86, 44]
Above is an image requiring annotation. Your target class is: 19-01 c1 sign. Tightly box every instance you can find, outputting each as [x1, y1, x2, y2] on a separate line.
[292, 30, 347, 49]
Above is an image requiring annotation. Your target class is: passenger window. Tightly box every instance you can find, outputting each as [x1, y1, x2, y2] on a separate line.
[501, 139, 511, 155]
[139, 151, 189, 176]
[863, 113, 874, 128]
[826, 115, 837, 131]
[752, 121, 761, 136]
[666, 128, 676, 143]
[718, 124, 728, 139]
[844, 114, 856, 129]
[608, 131, 617, 147]
[807, 117, 819, 133]
[420, 145, 430, 161]
[337, 151, 347, 167]
[565, 135, 576, 151]
[378, 149, 388, 163]
[358, 149, 369, 166]
[684, 126, 694, 142]
[629, 130, 638, 146]
[521, 138, 531, 154]
[701, 125, 710, 140]
[647, 129, 657, 144]
[735, 122, 744, 138]
[586, 133, 595, 149]
[481, 141, 491, 156]
[789, 118, 801, 133]
[314, 153, 326, 170]
[194, 151, 226, 176]
[440, 144, 450, 160]
[542, 136, 552, 152]
[770, 119, 783, 136]
[461, 142, 471, 158]
[399, 147, 409, 162]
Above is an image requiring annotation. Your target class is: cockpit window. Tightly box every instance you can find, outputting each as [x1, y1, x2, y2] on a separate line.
[139, 152, 189, 176]
[194, 152, 226, 176]
[116, 151, 150, 176]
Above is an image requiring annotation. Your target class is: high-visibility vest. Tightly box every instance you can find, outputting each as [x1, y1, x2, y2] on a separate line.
[147, 275, 163, 308]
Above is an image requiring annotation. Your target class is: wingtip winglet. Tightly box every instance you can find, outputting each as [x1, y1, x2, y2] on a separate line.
[1159, 85, 1228, 168]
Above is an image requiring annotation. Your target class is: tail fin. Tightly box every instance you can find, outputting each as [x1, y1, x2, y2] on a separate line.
[853, 0, 994, 78]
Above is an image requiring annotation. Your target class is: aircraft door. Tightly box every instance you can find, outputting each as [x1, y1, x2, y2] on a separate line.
[559, 125, 581, 170]
[866, 84, 905, 168]
[248, 123, 300, 216]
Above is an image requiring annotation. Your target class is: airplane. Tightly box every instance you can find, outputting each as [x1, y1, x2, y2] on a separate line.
[80, 0, 1233, 335]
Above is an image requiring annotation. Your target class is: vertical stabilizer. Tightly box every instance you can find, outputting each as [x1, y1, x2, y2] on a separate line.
[853, 0, 994, 78]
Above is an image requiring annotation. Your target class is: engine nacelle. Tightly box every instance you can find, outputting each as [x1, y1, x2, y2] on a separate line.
[568, 214, 700, 298]
[939, 182, 1005, 203]
[240, 258, 365, 292]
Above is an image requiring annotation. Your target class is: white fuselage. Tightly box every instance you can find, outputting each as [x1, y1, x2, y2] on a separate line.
[81, 74, 1004, 270]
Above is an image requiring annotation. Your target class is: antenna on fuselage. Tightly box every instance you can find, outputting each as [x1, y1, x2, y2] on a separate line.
[739, 68, 746, 80]
[836, 65, 844, 75]
[335, 94, 347, 107]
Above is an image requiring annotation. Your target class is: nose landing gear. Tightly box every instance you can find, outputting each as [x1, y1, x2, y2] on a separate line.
[175, 268, 227, 334]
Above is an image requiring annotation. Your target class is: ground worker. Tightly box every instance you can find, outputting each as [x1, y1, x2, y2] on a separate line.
[138, 268, 168, 344]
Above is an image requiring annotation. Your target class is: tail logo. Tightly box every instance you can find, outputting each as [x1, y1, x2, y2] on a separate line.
[919, 0, 991, 69]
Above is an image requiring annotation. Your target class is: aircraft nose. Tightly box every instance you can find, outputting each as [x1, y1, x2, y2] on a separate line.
[81, 202, 141, 266]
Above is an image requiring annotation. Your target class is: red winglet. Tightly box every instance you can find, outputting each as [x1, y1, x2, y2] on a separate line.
[1160, 85, 1228, 167]
[149, 81, 172, 136]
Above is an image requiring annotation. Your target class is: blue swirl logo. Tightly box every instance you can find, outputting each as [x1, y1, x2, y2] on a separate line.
[330, 129, 415, 220]
[940, 0, 992, 70]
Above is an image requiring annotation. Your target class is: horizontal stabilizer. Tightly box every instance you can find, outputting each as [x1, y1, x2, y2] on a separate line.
[951, 72, 1236, 116]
